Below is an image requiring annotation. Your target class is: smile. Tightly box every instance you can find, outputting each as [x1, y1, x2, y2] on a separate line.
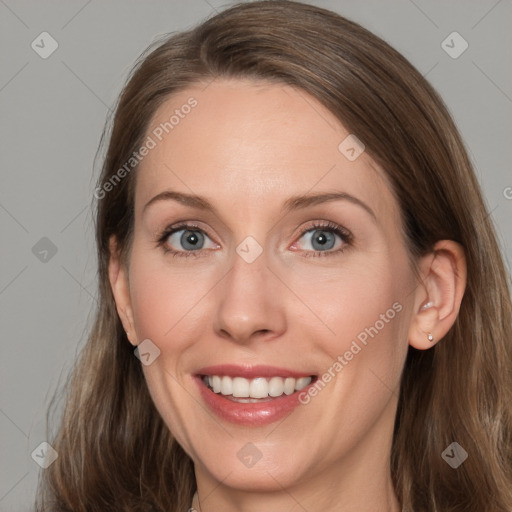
[201, 375, 313, 401]
[195, 365, 317, 425]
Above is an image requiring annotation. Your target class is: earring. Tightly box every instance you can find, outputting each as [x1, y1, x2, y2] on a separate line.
[421, 301, 434, 310]
[427, 332, 434, 342]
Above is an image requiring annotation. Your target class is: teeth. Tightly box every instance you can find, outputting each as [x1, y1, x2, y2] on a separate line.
[249, 377, 268, 398]
[295, 376, 312, 390]
[232, 377, 250, 397]
[221, 376, 233, 395]
[268, 376, 285, 397]
[212, 375, 222, 393]
[203, 375, 312, 399]
[284, 377, 295, 395]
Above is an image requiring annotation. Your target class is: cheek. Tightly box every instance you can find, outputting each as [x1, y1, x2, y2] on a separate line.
[127, 249, 203, 348]
[293, 248, 412, 395]
[293, 261, 410, 451]
[130, 269, 174, 341]
[332, 274, 403, 349]
[288, 249, 410, 341]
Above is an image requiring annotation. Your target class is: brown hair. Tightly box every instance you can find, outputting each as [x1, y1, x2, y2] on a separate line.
[36, 1, 512, 510]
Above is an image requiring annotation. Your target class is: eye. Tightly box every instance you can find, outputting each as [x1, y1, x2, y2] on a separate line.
[157, 223, 219, 258]
[291, 221, 352, 257]
[156, 221, 352, 259]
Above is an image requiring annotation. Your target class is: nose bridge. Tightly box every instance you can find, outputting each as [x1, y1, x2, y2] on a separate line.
[230, 238, 270, 297]
[212, 237, 286, 342]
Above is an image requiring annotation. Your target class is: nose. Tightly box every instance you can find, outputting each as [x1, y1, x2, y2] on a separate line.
[212, 246, 287, 344]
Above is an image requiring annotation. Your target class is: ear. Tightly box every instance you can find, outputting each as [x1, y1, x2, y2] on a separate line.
[108, 235, 137, 346]
[408, 240, 467, 350]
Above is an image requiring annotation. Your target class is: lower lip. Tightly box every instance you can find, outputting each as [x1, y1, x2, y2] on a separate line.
[195, 376, 314, 426]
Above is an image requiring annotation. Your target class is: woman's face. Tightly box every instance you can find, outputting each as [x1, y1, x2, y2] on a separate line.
[118, 79, 419, 493]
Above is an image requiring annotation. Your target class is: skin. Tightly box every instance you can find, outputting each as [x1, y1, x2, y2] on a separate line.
[109, 79, 466, 511]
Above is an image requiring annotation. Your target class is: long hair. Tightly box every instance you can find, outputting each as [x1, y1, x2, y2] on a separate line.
[36, 1, 512, 510]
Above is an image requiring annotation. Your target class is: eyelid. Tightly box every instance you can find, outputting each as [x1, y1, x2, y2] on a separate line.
[156, 221, 211, 241]
[155, 222, 219, 258]
[289, 220, 352, 255]
[293, 220, 352, 242]
[156, 220, 353, 258]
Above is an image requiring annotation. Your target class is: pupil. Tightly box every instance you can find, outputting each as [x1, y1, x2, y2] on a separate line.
[181, 230, 203, 250]
[313, 230, 334, 250]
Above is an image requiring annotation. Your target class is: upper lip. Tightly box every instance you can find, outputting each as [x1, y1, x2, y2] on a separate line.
[196, 364, 315, 379]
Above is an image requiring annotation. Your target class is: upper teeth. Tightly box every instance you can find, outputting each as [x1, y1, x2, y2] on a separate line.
[203, 375, 312, 399]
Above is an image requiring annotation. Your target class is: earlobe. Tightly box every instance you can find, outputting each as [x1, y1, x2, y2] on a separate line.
[408, 240, 467, 350]
[108, 236, 137, 346]
[409, 300, 439, 349]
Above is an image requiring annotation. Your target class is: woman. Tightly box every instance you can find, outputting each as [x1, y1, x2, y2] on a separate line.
[36, 1, 512, 511]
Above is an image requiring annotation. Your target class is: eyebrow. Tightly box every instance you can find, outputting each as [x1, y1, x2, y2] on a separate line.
[142, 190, 376, 221]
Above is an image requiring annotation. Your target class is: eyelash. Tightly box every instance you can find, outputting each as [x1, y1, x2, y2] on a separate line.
[155, 221, 353, 259]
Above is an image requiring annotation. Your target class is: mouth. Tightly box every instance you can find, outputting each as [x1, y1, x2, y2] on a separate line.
[195, 365, 318, 425]
[200, 374, 314, 402]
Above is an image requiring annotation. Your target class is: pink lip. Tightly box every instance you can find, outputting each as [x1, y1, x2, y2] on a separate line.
[196, 364, 313, 379]
[194, 365, 317, 426]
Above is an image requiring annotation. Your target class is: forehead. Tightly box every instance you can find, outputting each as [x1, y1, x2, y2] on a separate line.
[134, 79, 398, 224]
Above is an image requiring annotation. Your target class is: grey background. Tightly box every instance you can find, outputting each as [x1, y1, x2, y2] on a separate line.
[1, 0, 511, 509]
